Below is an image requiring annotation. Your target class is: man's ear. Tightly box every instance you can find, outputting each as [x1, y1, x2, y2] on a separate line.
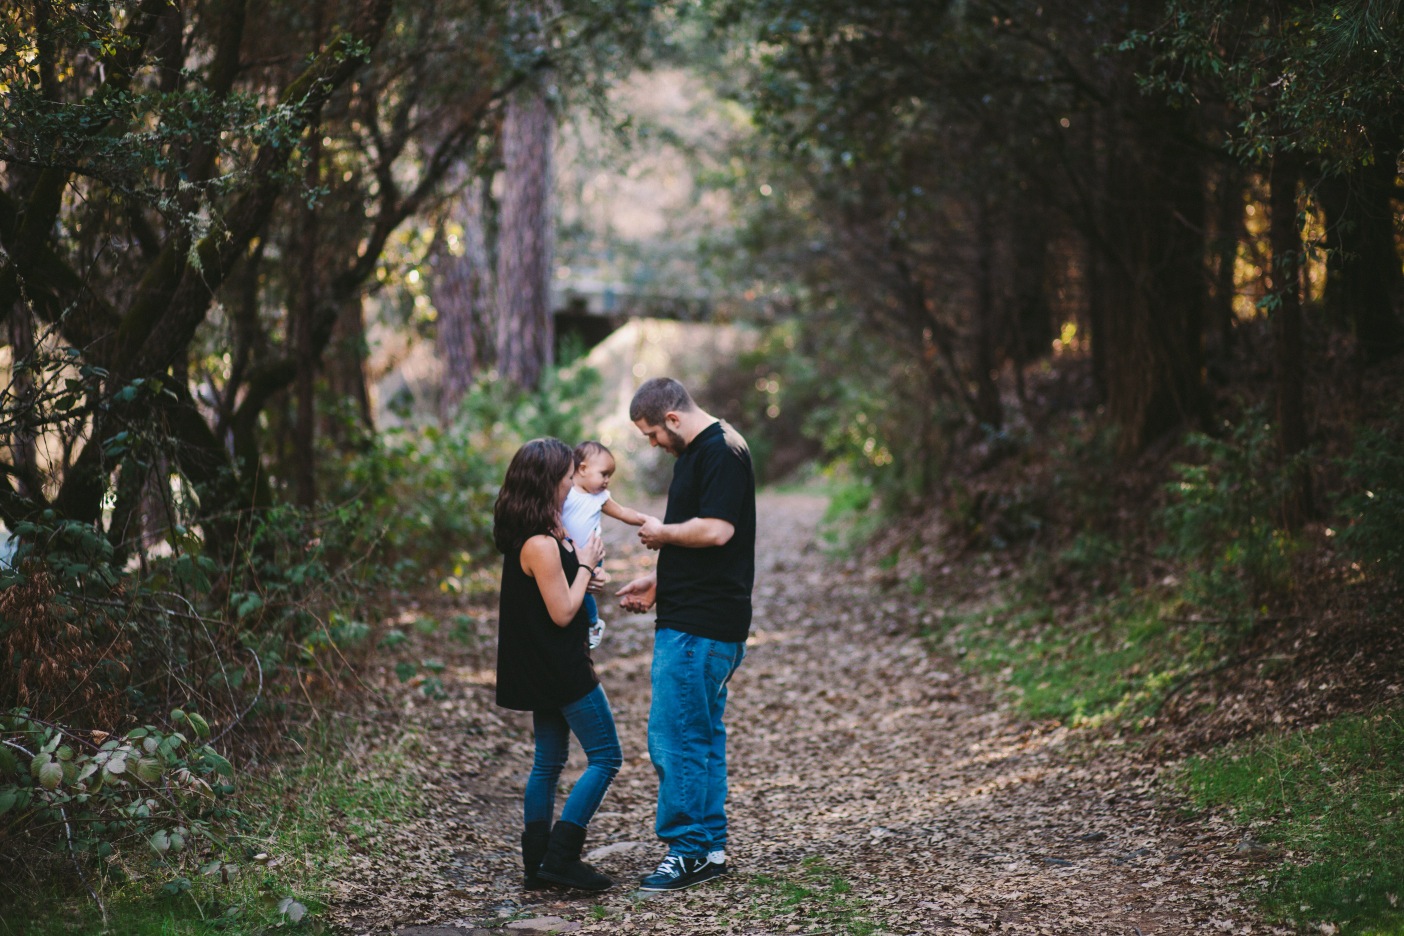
[665, 411, 681, 429]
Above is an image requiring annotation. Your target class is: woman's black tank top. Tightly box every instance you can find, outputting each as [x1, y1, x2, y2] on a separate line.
[495, 535, 597, 711]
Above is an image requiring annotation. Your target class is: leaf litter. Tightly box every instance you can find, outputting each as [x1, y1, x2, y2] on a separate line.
[329, 493, 1283, 935]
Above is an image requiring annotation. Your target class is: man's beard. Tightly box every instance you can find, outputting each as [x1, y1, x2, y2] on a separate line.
[661, 426, 687, 456]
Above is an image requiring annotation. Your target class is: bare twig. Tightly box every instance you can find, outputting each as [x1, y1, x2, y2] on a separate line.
[209, 648, 264, 747]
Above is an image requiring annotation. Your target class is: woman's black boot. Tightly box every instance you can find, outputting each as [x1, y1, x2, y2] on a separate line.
[537, 820, 614, 891]
[522, 821, 552, 890]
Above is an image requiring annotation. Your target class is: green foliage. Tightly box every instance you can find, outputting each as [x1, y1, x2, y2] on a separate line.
[1159, 416, 1303, 614]
[0, 363, 603, 897]
[0, 709, 239, 886]
[1, 723, 422, 935]
[815, 475, 890, 556]
[713, 319, 950, 506]
[330, 363, 601, 584]
[1177, 708, 1404, 933]
[1136, 2, 1404, 170]
[1337, 424, 1404, 589]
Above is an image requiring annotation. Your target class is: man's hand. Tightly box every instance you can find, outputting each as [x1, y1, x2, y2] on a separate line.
[638, 516, 666, 550]
[617, 573, 657, 613]
[639, 516, 735, 550]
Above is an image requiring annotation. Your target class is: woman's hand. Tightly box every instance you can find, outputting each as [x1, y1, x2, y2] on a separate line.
[587, 567, 610, 594]
[579, 530, 606, 570]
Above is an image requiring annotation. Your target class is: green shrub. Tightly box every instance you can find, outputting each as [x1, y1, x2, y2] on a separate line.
[0, 708, 239, 889]
[328, 362, 601, 584]
[708, 318, 955, 504]
[0, 359, 597, 918]
[1337, 423, 1404, 590]
[1159, 415, 1302, 613]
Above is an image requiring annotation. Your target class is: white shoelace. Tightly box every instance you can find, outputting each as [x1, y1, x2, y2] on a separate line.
[653, 854, 695, 876]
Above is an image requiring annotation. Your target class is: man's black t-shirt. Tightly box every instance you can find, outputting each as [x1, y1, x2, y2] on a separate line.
[656, 420, 756, 643]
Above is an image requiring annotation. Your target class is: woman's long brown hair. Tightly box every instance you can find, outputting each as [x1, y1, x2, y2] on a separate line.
[492, 437, 573, 556]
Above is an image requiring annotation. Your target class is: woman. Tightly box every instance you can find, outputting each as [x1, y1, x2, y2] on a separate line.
[493, 437, 621, 891]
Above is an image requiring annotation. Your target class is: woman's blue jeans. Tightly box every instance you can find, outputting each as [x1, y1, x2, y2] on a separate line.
[648, 628, 747, 858]
[524, 684, 622, 828]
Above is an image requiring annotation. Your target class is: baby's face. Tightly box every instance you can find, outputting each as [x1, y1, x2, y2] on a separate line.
[574, 453, 615, 494]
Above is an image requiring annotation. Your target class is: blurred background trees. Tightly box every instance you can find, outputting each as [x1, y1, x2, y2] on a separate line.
[705, 0, 1403, 480]
[2, 0, 1403, 905]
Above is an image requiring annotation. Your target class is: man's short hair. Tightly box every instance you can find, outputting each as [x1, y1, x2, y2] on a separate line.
[629, 377, 696, 425]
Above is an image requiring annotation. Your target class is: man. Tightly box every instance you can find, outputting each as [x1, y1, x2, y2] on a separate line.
[617, 377, 757, 892]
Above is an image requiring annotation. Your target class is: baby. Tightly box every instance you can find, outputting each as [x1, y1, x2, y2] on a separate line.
[562, 441, 650, 647]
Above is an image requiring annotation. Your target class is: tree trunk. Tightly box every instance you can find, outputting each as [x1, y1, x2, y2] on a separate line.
[6, 301, 39, 504]
[1010, 206, 1053, 367]
[1319, 137, 1404, 362]
[293, 127, 322, 508]
[495, 79, 555, 391]
[972, 200, 1004, 430]
[1268, 154, 1313, 528]
[324, 295, 374, 441]
[434, 174, 494, 422]
[1098, 101, 1208, 456]
[292, 0, 326, 508]
[1207, 164, 1243, 366]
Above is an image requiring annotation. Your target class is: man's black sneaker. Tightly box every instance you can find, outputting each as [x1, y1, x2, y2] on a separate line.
[638, 853, 725, 891]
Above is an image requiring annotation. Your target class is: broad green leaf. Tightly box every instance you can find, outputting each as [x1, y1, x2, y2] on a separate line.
[202, 751, 233, 777]
[38, 761, 63, 790]
[0, 790, 17, 815]
[136, 757, 163, 783]
[187, 713, 211, 739]
[150, 829, 170, 853]
[30, 754, 49, 780]
[277, 898, 308, 923]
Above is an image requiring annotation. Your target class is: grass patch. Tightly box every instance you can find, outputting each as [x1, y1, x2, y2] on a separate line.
[1175, 708, 1404, 934]
[0, 724, 422, 936]
[924, 588, 1228, 727]
[725, 857, 881, 935]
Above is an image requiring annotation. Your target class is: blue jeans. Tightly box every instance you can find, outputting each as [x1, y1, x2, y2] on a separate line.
[648, 628, 746, 858]
[524, 684, 621, 828]
[582, 593, 598, 625]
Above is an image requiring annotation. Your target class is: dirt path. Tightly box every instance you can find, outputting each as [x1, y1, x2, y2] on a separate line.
[332, 492, 1270, 935]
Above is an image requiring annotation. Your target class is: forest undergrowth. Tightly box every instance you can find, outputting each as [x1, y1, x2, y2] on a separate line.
[840, 347, 1404, 934]
[4, 345, 1403, 936]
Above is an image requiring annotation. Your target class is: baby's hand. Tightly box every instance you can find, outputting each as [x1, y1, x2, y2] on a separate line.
[638, 517, 666, 550]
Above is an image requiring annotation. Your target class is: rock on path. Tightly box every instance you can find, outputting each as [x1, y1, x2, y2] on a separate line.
[331, 492, 1268, 935]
